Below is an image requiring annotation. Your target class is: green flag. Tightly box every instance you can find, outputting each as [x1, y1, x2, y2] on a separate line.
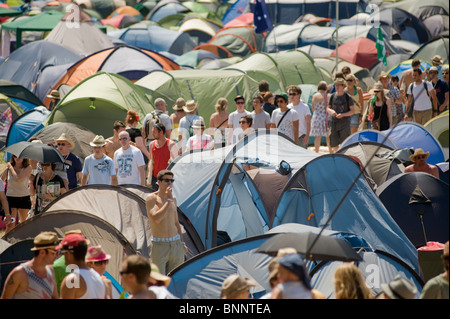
[376, 27, 387, 66]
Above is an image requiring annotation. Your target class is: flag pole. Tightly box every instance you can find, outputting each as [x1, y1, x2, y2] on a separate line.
[335, 0, 339, 75]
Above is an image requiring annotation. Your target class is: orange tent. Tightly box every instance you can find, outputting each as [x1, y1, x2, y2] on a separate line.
[331, 37, 380, 69]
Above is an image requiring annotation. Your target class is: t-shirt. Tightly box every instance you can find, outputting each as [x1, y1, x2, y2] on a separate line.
[289, 101, 311, 136]
[126, 127, 142, 143]
[185, 134, 214, 151]
[270, 108, 300, 141]
[251, 110, 271, 129]
[420, 274, 449, 299]
[329, 92, 353, 129]
[228, 110, 250, 128]
[62, 152, 82, 189]
[33, 173, 65, 214]
[408, 81, 434, 111]
[432, 79, 449, 106]
[82, 154, 116, 185]
[113, 146, 145, 185]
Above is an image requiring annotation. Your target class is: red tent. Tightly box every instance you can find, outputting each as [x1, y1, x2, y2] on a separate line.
[331, 37, 380, 69]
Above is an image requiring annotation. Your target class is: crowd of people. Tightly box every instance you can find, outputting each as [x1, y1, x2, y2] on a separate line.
[0, 54, 448, 300]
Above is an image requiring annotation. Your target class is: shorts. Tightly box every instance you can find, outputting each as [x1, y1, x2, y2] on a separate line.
[7, 196, 32, 209]
[330, 125, 350, 148]
[150, 238, 185, 275]
[350, 114, 360, 127]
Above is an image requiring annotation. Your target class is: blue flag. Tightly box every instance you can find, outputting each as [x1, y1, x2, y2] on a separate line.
[253, 0, 273, 34]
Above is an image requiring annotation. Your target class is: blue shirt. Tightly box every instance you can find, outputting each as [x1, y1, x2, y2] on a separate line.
[64, 152, 82, 189]
[82, 154, 116, 185]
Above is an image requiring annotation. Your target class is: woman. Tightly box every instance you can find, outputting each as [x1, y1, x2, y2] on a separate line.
[262, 91, 276, 116]
[125, 110, 150, 161]
[310, 81, 332, 153]
[30, 162, 67, 215]
[1, 156, 32, 225]
[170, 97, 186, 143]
[209, 97, 229, 148]
[86, 245, 113, 299]
[345, 74, 364, 133]
[368, 82, 392, 131]
[334, 263, 373, 299]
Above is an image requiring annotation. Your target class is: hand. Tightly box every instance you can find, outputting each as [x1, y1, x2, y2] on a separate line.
[165, 186, 173, 200]
[336, 113, 343, 119]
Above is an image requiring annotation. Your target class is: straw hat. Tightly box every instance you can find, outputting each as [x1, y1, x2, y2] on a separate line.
[381, 275, 417, 299]
[85, 245, 111, 263]
[409, 148, 429, 162]
[183, 100, 197, 113]
[191, 119, 205, 129]
[30, 231, 60, 251]
[47, 90, 60, 100]
[150, 263, 171, 287]
[54, 133, 75, 149]
[220, 274, 257, 299]
[89, 135, 106, 147]
[369, 82, 390, 95]
[378, 71, 391, 81]
[431, 55, 443, 65]
[173, 97, 186, 111]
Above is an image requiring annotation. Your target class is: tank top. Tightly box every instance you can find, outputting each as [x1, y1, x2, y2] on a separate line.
[6, 168, 30, 197]
[345, 86, 361, 114]
[77, 268, 106, 299]
[14, 263, 55, 299]
[151, 139, 170, 178]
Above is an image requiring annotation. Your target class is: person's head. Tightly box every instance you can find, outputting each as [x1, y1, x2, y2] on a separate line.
[380, 275, 417, 299]
[442, 67, 449, 83]
[157, 169, 174, 189]
[215, 97, 228, 112]
[334, 263, 372, 299]
[120, 255, 151, 287]
[234, 95, 246, 110]
[118, 130, 131, 148]
[30, 231, 60, 263]
[277, 253, 311, 290]
[258, 80, 269, 93]
[287, 85, 302, 103]
[345, 74, 358, 88]
[154, 98, 167, 112]
[56, 233, 89, 264]
[191, 119, 205, 136]
[183, 100, 197, 114]
[275, 93, 289, 109]
[89, 135, 106, 155]
[431, 54, 443, 66]
[55, 133, 75, 155]
[173, 97, 186, 112]
[370, 82, 388, 102]
[239, 114, 253, 129]
[377, 71, 391, 87]
[409, 148, 429, 163]
[411, 59, 421, 69]
[391, 75, 399, 87]
[40, 162, 56, 172]
[113, 120, 126, 136]
[442, 241, 449, 272]
[152, 122, 166, 139]
[220, 274, 256, 299]
[341, 66, 351, 77]
[317, 81, 327, 91]
[252, 95, 263, 110]
[126, 110, 139, 126]
[334, 78, 346, 92]
[10, 155, 30, 168]
[428, 66, 439, 80]
[262, 91, 274, 104]
[412, 68, 422, 82]
[86, 245, 111, 275]
[334, 72, 345, 80]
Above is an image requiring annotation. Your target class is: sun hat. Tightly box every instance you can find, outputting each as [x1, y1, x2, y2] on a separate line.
[220, 274, 257, 298]
[278, 253, 311, 290]
[85, 245, 111, 263]
[429, 66, 439, 72]
[56, 233, 89, 251]
[432, 55, 443, 65]
[369, 82, 390, 95]
[334, 78, 346, 86]
[182, 100, 197, 113]
[30, 231, 60, 251]
[173, 97, 186, 111]
[89, 135, 106, 147]
[54, 133, 75, 149]
[409, 148, 429, 162]
[47, 90, 60, 100]
[150, 263, 171, 287]
[378, 71, 391, 80]
[191, 119, 205, 129]
[381, 275, 417, 299]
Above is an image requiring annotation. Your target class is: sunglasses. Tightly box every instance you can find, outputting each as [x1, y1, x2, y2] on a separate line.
[288, 93, 297, 96]
[93, 260, 108, 266]
[443, 72, 449, 75]
[161, 178, 175, 183]
[346, 79, 353, 82]
[235, 101, 245, 104]
[57, 143, 67, 146]
[276, 100, 285, 103]
[239, 120, 248, 124]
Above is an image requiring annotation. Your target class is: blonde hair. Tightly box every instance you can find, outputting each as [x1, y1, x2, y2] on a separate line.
[215, 97, 228, 112]
[334, 263, 373, 299]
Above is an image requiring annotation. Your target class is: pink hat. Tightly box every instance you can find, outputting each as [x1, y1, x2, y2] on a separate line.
[85, 245, 111, 262]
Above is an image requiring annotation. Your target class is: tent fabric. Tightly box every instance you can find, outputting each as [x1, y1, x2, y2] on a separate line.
[423, 15, 449, 39]
[424, 110, 449, 149]
[0, 93, 24, 150]
[410, 36, 449, 65]
[272, 154, 421, 274]
[45, 72, 154, 138]
[386, 59, 432, 80]
[2, 209, 136, 283]
[376, 172, 449, 248]
[340, 129, 397, 149]
[0, 80, 43, 107]
[382, 0, 449, 21]
[179, 17, 222, 45]
[331, 37, 379, 69]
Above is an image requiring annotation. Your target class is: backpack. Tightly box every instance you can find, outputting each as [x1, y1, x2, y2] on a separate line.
[145, 111, 160, 141]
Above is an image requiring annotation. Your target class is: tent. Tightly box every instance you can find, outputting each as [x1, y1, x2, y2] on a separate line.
[107, 24, 196, 56]
[382, 0, 449, 21]
[3, 106, 50, 160]
[44, 72, 154, 137]
[369, 53, 411, 80]
[135, 68, 260, 122]
[44, 4, 113, 57]
[147, 0, 189, 22]
[0, 93, 24, 150]
[386, 59, 432, 80]
[179, 17, 223, 45]
[410, 36, 449, 65]
[0, 79, 43, 112]
[42, 45, 179, 108]
[272, 154, 421, 274]
[168, 130, 320, 250]
[74, 0, 133, 19]
[376, 172, 449, 248]
[174, 49, 220, 68]
[424, 111, 449, 152]
[340, 129, 397, 149]
[423, 15, 449, 39]
[0, 40, 81, 102]
[331, 37, 379, 69]
[297, 44, 334, 58]
[337, 141, 405, 188]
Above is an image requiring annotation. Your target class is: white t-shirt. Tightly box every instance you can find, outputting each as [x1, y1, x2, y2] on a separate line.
[271, 108, 300, 141]
[408, 81, 434, 111]
[228, 110, 250, 128]
[288, 101, 311, 135]
[113, 145, 145, 185]
[82, 154, 116, 185]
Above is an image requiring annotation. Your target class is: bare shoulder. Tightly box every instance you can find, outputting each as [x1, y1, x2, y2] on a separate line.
[145, 192, 157, 203]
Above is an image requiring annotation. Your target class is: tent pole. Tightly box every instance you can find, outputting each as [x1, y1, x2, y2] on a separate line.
[335, 0, 339, 74]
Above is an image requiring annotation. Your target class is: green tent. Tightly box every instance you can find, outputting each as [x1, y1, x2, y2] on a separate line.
[424, 110, 449, 149]
[135, 69, 259, 121]
[45, 72, 154, 137]
[410, 37, 449, 65]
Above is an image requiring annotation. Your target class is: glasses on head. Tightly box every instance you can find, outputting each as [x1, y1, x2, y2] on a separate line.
[161, 178, 175, 183]
[57, 143, 67, 146]
[276, 100, 285, 104]
[118, 137, 129, 141]
[235, 101, 245, 105]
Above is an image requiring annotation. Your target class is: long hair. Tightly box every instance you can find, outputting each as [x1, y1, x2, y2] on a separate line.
[10, 155, 30, 168]
[334, 263, 373, 299]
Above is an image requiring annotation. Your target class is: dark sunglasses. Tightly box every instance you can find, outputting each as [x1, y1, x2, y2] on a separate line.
[346, 79, 354, 82]
[288, 93, 297, 96]
[235, 101, 245, 104]
[118, 137, 129, 141]
[57, 143, 67, 146]
[93, 260, 108, 266]
[443, 72, 449, 75]
[239, 120, 248, 124]
[415, 155, 427, 160]
[161, 178, 175, 183]
[276, 100, 285, 103]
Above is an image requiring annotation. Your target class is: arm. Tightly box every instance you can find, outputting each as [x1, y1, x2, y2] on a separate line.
[358, 88, 364, 117]
[7, 165, 32, 182]
[303, 114, 311, 145]
[111, 175, 118, 186]
[404, 95, 413, 119]
[139, 165, 145, 186]
[146, 193, 174, 224]
[430, 89, 438, 116]
[292, 120, 299, 144]
[80, 174, 89, 186]
[60, 274, 78, 299]
[386, 98, 393, 128]
[135, 136, 150, 160]
[147, 141, 154, 185]
[1, 267, 25, 299]
[441, 91, 449, 112]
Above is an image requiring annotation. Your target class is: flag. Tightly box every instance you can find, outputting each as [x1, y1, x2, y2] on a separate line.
[253, 0, 273, 34]
[376, 27, 387, 66]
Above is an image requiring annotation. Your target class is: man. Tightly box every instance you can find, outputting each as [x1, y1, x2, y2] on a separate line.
[145, 169, 186, 275]
[443, 67, 449, 86]
[120, 255, 156, 299]
[142, 98, 172, 144]
[429, 66, 449, 115]
[178, 100, 204, 152]
[105, 120, 126, 159]
[46, 90, 60, 111]
[377, 275, 418, 299]
[228, 95, 251, 145]
[81, 135, 118, 186]
[58, 232, 106, 299]
[420, 241, 449, 299]
[327, 78, 354, 153]
[55, 133, 82, 190]
[114, 130, 146, 185]
[400, 59, 424, 95]
[287, 85, 311, 148]
[379, 71, 402, 124]
[251, 95, 271, 130]
[147, 123, 178, 190]
[270, 93, 299, 144]
[1, 231, 60, 299]
[404, 148, 439, 178]
[404, 68, 438, 125]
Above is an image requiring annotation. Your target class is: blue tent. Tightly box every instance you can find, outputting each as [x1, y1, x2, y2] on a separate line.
[340, 129, 397, 149]
[107, 25, 196, 55]
[376, 172, 449, 248]
[271, 154, 421, 274]
[3, 106, 50, 161]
